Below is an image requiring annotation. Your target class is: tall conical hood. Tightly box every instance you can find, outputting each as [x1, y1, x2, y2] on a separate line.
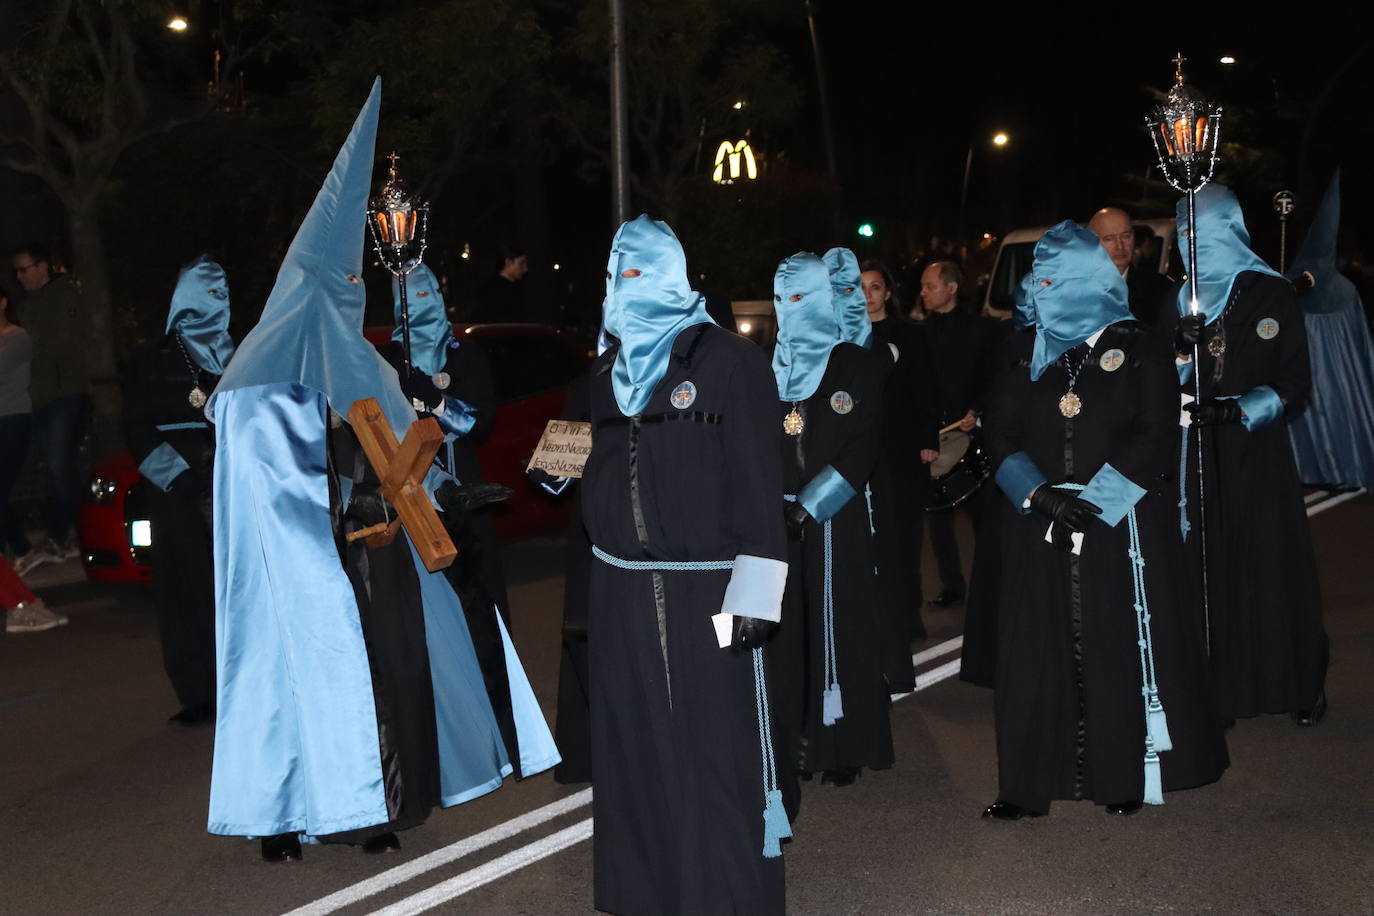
[1288, 171, 1356, 316]
[1175, 184, 1282, 325]
[208, 78, 415, 438]
[393, 264, 452, 375]
[822, 247, 872, 348]
[166, 254, 235, 375]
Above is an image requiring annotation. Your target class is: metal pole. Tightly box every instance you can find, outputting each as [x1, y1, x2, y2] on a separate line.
[398, 270, 412, 379]
[804, 0, 838, 178]
[1278, 216, 1289, 273]
[957, 145, 973, 243]
[609, 0, 631, 226]
[1186, 188, 1212, 656]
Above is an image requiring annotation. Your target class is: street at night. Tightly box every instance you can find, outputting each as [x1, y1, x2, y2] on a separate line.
[4, 495, 1370, 915]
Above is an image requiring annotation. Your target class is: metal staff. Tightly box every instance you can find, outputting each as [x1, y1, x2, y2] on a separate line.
[1146, 53, 1223, 654]
[368, 152, 430, 380]
[1273, 190, 1295, 273]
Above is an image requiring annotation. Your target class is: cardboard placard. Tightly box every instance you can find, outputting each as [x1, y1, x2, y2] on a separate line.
[527, 419, 593, 479]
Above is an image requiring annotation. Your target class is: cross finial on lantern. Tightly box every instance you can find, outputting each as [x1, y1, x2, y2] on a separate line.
[386, 151, 400, 179]
[1172, 52, 1187, 84]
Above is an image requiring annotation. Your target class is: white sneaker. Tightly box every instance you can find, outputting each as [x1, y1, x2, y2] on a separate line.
[6, 598, 69, 633]
[12, 548, 52, 576]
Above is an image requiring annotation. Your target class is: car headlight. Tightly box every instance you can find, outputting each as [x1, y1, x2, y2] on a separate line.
[130, 519, 153, 547]
[90, 476, 119, 503]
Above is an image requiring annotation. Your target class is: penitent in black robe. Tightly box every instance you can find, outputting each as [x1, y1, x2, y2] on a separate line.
[985, 323, 1228, 813]
[582, 323, 787, 916]
[1158, 271, 1328, 718]
[769, 341, 894, 804]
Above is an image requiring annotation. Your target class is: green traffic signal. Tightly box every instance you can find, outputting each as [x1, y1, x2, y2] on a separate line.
[857, 223, 874, 238]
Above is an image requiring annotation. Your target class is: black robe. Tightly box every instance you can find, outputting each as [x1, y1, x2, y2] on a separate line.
[985, 323, 1229, 813]
[122, 336, 219, 712]
[1159, 271, 1328, 717]
[769, 342, 894, 797]
[869, 316, 940, 686]
[552, 374, 594, 785]
[582, 324, 787, 916]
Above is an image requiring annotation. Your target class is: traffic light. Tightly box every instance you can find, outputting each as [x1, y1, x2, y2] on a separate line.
[857, 223, 874, 238]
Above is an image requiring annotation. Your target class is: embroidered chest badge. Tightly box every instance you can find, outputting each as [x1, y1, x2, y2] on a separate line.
[431, 371, 451, 390]
[830, 390, 854, 414]
[1099, 348, 1125, 372]
[671, 381, 697, 409]
[1256, 318, 1279, 340]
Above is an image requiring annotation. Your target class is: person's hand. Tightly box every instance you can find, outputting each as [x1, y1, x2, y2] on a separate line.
[436, 479, 512, 515]
[958, 410, 977, 432]
[1175, 314, 1204, 354]
[731, 615, 780, 653]
[1186, 398, 1243, 426]
[784, 501, 811, 540]
[919, 448, 939, 464]
[346, 484, 393, 527]
[402, 370, 442, 411]
[1028, 486, 1102, 533]
[527, 466, 560, 488]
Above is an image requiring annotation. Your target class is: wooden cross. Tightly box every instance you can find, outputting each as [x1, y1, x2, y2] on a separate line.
[345, 396, 457, 572]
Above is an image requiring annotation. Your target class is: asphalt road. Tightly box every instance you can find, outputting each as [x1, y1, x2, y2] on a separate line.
[2, 494, 1371, 915]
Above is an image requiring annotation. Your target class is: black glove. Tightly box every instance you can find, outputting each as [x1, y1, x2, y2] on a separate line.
[402, 369, 442, 411]
[731, 615, 780, 653]
[346, 484, 393, 527]
[784, 501, 812, 540]
[1175, 314, 1204, 355]
[527, 466, 562, 488]
[1028, 486, 1102, 533]
[1186, 398, 1243, 426]
[168, 469, 203, 497]
[435, 479, 512, 515]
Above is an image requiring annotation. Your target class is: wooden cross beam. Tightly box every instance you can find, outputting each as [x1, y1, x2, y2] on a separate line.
[346, 397, 457, 572]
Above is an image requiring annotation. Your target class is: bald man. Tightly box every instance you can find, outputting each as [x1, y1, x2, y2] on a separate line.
[1087, 207, 1176, 327]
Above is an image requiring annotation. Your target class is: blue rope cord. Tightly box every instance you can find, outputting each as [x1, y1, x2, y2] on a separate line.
[821, 519, 843, 725]
[591, 545, 735, 571]
[754, 648, 791, 857]
[1177, 427, 1192, 540]
[863, 483, 876, 536]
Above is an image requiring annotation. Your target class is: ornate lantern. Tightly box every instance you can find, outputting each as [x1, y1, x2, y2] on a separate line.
[367, 152, 430, 376]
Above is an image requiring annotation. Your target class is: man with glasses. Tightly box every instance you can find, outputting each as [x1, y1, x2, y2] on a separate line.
[11, 244, 89, 573]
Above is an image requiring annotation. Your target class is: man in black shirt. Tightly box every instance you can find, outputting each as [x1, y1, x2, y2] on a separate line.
[1087, 207, 1176, 328]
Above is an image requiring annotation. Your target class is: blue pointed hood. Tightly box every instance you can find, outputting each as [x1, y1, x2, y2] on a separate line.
[1288, 171, 1356, 316]
[601, 215, 715, 416]
[772, 252, 843, 400]
[1176, 184, 1282, 325]
[208, 78, 415, 438]
[393, 264, 453, 375]
[1012, 270, 1037, 329]
[822, 247, 872, 348]
[166, 254, 235, 375]
[1025, 221, 1132, 381]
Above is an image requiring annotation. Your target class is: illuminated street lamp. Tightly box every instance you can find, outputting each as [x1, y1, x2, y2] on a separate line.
[367, 152, 430, 378]
[992, 132, 1009, 147]
[167, 15, 189, 31]
[958, 131, 1010, 241]
[1219, 55, 1236, 65]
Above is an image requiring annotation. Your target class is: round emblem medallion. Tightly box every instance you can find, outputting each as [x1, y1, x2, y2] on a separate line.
[1256, 318, 1279, 340]
[670, 381, 697, 409]
[830, 390, 854, 414]
[783, 407, 804, 435]
[432, 371, 451, 390]
[1099, 348, 1125, 372]
[1207, 333, 1227, 357]
[1059, 391, 1082, 418]
[187, 387, 208, 409]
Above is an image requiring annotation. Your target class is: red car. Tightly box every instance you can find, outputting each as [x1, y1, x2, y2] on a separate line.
[79, 323, 590, 583]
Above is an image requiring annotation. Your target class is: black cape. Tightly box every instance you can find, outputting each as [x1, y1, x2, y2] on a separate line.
[985, 323, 1229, 813]
[582, 324, 787, 915]
[769, 342, 894, 802]
[1160, 271, 1328, 717]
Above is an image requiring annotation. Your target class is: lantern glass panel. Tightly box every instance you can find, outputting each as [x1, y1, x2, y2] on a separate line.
[374, 211, 392, 244]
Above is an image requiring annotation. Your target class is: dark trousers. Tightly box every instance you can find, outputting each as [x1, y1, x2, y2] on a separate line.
[31, 396, 88, 543]
[0, 413, 32, 557]
[148, 485, 217, 710]
[928, 491, 985, 596]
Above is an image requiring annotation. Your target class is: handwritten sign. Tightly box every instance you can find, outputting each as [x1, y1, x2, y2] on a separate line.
[527, 419, 593, 478]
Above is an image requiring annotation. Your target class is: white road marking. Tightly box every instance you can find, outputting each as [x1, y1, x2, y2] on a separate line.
[1304, 489, 1330, 506]
[281, 788, 592, 916]
[912, 635, 963, 667]
[1307, 488, 1365, 517]
[364, 820, 595, 916]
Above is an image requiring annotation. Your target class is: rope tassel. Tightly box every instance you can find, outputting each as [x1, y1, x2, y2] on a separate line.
[1143, 745, 1164, 806]
[753, 649, 791, 858]
[820, 519, 844, 726]
[1147, 693, 1173, 752]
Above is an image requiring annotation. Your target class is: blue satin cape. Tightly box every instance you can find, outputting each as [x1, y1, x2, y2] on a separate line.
[392, 264, 452, 377]
[1286, 171, 1374, 490]
[1024, 221, 1132, 380]
[772, 252, 843, 400]
[601, 215, 715, 417]
[822, 247, 873, 348]
[167, 255, 235, 375]
[1175, 184, 1282, 325]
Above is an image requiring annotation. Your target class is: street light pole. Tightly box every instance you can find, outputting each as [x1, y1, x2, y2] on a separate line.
[609, 0, 631, 227]
[957, 145, 974, 243]
[804, 0, 838, 179]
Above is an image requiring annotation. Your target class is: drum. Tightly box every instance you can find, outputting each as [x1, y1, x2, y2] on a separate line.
[927, 428, 991, 512]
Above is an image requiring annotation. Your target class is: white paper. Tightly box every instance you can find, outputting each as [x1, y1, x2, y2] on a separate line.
[1180, 392, 1196, 428]
[712, 612, 734, 649]
[1044, 523, 1084, 556]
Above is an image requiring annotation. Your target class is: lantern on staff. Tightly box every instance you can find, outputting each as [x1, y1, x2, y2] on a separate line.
[367, 152, 430, 376]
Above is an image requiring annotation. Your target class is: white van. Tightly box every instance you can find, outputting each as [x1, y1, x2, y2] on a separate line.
[981, 218, 1176, 319]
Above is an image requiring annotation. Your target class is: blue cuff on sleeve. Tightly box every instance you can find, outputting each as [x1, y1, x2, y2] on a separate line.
[1079, 462, 1147, 528]
[1237, 385, 1283, 431]
[995, 451, 1047, 512]
[721, 554, 788, 623]
[797, 465, 858, 523]
[435, 396, 477, 438]
[138, 442, 190, 493]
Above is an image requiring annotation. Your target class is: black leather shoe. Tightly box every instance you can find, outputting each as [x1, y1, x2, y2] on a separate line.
[168, 703, 214, 727]
[1105, 800, 1143, 816]
[821, 767, 860, 787]
[1292, 690, 1327, 726]
[929, 590, 965, 607]
[981, 800, 1043, 821]
[362, 832, 401, 854]
[261, 833, 302, 862]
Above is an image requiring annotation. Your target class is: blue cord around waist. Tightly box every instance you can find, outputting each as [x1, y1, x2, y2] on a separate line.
[591, 545, 734, 571]
[784, 492, 843, 725]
